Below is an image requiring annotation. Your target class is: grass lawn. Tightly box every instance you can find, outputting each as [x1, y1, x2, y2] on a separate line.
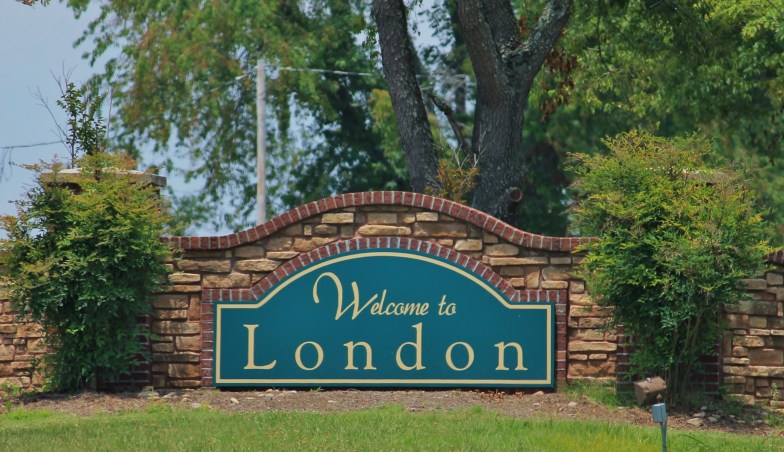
[0, 404, 780, 451]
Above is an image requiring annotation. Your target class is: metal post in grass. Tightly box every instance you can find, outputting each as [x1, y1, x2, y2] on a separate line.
[651, 395, 668, 452]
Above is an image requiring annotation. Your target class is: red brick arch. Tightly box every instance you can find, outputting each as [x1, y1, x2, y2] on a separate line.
[163, 191, 592, 253]
[163, 191, 784, 265]
[203, 236, 565, 305]
[163, 190, 781, 262]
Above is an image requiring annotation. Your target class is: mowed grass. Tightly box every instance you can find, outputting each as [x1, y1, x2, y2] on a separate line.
[0, 404, 780, 451]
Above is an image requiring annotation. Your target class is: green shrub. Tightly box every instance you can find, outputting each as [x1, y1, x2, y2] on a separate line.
[569, 131, 771, 402]
[0, 83, 174, 391]
[1, 152, 172, 391]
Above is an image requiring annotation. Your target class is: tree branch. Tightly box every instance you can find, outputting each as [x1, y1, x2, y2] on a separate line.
[426, 92, 470, 157]
[456, 0, 507, 101]
[480, 0, 524, 64]
[595, 13, 633, 108]
[373, 0, 439, 192]
[520, 0, 573, 85]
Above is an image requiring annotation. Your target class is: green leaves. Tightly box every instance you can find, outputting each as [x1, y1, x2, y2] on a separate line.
[1, 97, 172, 392]
[2, 152, 172, 391]
[56, 82, 105, 166]
[570, 131, 772, 402]
[509, 1, 784, 238]
[70, 0, 399, 231]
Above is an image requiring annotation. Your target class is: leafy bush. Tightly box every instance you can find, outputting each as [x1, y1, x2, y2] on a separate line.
[1, 153, 171, 391]
[0, 84, 171, 391]
[569, 131, 771, 402]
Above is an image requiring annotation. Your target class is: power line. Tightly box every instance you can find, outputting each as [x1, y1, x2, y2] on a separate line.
[0, 141, 63, 181]
[2, 65, 474, 152]
[277, 66, 376, 77]
[1, 140, 61, 150]
[273, 65, 474, 86]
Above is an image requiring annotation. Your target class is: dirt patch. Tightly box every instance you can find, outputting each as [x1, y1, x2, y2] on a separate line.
[7, 388, 783, 438]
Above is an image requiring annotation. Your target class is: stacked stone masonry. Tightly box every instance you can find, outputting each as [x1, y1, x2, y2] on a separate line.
[1, 191, 783, 409]
[0, 281, 45, 390]
[722, 269, 784, 408]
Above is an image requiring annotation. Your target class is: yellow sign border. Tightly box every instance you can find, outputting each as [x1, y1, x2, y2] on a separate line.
[215, 251, 553, 385]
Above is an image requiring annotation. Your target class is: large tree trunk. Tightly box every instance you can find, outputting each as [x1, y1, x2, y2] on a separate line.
[373, 0, 439, 193]
[374, 0, 572, 222]
[458, 0, 572, 221]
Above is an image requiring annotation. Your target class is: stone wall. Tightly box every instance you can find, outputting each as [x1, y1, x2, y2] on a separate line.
[157, 192, 589, 389]
[1, 191, 783, 409]
[0, 277, 45, 389]
[722, 265, 784, 407]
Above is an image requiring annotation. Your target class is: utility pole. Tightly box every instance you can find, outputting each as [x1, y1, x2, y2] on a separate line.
[256, 59, 267, 225]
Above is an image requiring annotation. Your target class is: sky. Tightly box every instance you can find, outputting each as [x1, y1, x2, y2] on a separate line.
[0, 1, 211, 236]
[0, 2, 100, 222]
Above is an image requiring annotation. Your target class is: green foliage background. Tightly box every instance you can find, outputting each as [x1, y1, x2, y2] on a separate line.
[68, 0, 405, 232]
[570, 131, 772, 401]
[57, 1, 784, 241]
[0, 153, 172, 391]
[524, 0, 784, 240]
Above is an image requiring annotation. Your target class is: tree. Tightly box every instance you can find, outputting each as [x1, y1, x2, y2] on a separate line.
[403, 1, 784, 239]
[570, 131, 771, 402]
[557, 1, 784, 238]
[63, 0, 404, 231]
[374, 0, 572, 222]
[52, 0, 784, 239]
[56, 82, 105, 166]
[512, 0, 784, 239]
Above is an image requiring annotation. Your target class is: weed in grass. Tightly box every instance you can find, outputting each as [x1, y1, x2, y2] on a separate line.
[771, 383, 781, 402]
[764, 411, 784, 428]
[145, 402, 174, 415]
[374, 404, 406, 414]
[1, 408, 54, 421]
[565, 380, 635, 408]
[0, 383, 22, 413]
[0, 383, 27, 413]
[720, 395, 746, 417]
[469, 405, 485, 415]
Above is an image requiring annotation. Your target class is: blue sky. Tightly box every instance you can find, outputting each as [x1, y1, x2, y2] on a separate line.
[0, 1, 213, 236]
[1, 3, 98, 222]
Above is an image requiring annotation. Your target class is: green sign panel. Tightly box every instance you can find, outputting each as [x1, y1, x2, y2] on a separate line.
[214, 249, 554, 387]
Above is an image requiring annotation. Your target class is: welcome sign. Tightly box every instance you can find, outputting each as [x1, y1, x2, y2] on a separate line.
[214, 249, 554, 387]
